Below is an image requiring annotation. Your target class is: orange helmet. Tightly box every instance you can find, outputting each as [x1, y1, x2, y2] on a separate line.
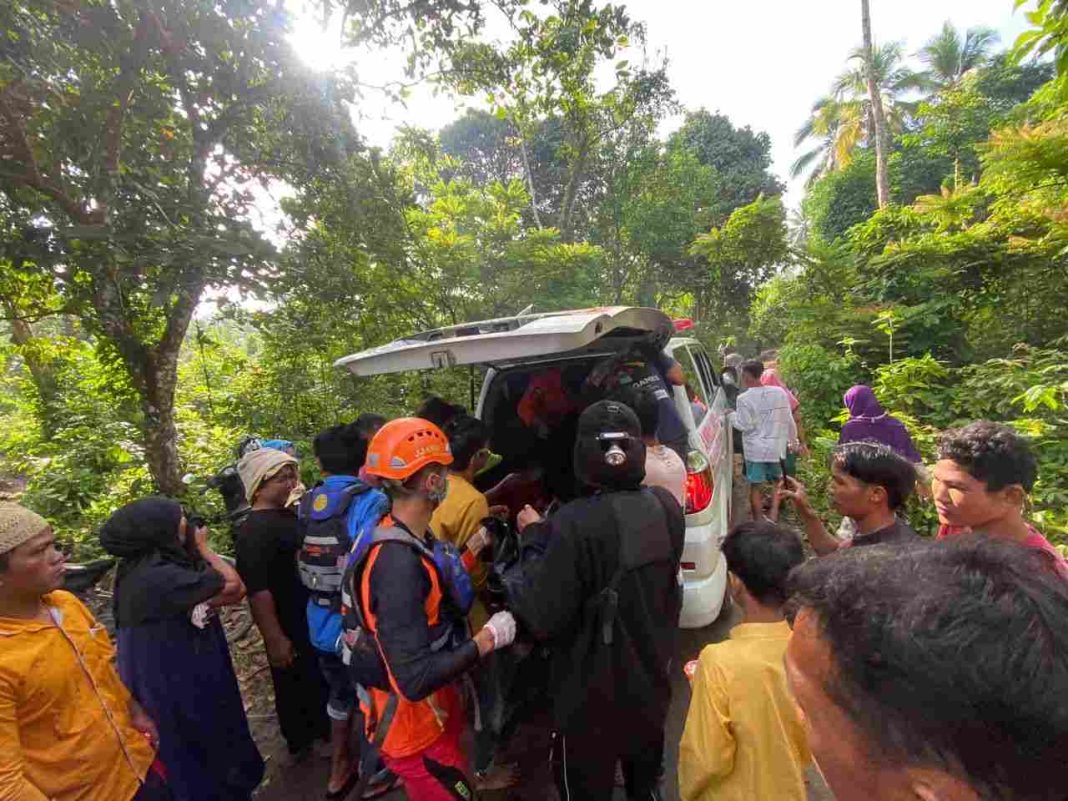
[364, 417, 453, 481]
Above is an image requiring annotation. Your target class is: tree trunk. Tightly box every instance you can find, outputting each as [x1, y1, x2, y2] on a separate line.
[90, 270, 201, 496]
[558, 138, 590, 243]
[861, 0, 890, 208]
[516, 129, 543, 230]
[141, 351, 183, 496]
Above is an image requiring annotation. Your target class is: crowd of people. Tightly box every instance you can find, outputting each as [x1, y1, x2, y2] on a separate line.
[0, 343, 1065, 801]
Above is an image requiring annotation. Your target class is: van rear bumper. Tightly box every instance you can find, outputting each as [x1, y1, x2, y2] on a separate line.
[680, 548, 728, 629]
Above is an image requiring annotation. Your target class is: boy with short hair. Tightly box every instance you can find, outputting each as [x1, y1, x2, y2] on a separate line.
[728, 360, 798, 522]
[431, 414, 496, 610]
[300, 417, 388, 798]
[785, 538, 1068, 800]
[679, 521, 809, 801]
[933, 420, 1067, 575]
[779, 441, 919, 555]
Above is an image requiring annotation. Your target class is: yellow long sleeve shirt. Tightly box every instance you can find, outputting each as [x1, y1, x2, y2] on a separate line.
[679, 620, 810, 801]
[0, 591, 155, 801]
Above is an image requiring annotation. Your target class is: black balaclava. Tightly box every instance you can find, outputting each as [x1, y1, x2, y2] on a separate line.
[573, 400, 647, 492]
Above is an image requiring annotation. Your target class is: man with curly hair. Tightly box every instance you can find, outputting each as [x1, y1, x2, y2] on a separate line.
[933, 420, 1066, 577]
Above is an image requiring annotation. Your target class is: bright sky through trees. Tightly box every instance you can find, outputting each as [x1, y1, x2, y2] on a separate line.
[287, 0, 1032, 208]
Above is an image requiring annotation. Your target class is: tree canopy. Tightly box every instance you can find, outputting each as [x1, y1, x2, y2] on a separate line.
[1, 0, 1065, 549]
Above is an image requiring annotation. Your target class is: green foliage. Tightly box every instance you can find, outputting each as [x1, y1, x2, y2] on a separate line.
[872, 355, 952, 422]
[1011, 0, 1068, 76]
[1, 1, 1065, 555]
[0, 0, 357, 493]
[778, 343, 864, 436]
[688, 195, 788, 338]
[667, 110, 784, 221]
[803, 151, 878, 243]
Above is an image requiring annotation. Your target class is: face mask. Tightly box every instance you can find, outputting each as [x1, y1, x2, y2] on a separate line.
[426, 473, 449, 505]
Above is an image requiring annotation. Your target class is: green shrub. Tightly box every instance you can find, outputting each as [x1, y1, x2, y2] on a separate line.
[778, 343, 865, 437]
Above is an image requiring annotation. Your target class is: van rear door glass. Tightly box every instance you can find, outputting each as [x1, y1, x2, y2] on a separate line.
[673, 347, 711, 423]
[692, 348, 720, 392]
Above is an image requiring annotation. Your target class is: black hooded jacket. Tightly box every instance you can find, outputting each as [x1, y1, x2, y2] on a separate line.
[505, 486, 684, 734]
[99, 498, 223, 628]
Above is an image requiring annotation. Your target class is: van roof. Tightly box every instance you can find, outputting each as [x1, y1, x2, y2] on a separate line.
[335, 306, 674, 377]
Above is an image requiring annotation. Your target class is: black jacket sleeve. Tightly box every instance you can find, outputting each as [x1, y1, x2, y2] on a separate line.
[366, 543, 479, 702]
[506, 514, 588, 642]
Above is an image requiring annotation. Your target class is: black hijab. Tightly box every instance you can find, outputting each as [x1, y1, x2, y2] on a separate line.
[99, 497, 223, 627]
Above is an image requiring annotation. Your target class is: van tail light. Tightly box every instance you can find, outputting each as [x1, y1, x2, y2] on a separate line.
[681, 561, 697, 571]
[685, 450, 714, 514]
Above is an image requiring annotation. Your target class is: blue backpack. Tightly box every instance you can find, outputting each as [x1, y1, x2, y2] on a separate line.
[297, 481, 390, 655]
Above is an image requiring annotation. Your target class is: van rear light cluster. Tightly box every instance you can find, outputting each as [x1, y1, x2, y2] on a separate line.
[685, 449, 714, 514]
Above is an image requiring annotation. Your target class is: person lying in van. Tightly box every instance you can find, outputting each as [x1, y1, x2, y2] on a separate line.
[517, 368, 582, 502]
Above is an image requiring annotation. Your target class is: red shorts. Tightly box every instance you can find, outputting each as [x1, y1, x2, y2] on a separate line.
[383, 711, 472, 801]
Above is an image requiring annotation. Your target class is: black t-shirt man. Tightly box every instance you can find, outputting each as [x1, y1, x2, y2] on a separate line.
[235, 508, 329, 755]
[235, 509, 311, 644]
[846, 517, 920, 549]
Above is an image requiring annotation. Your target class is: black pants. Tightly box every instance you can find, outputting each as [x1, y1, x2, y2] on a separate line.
[272, 647, 331, 754]
[551, 723, 665, 801]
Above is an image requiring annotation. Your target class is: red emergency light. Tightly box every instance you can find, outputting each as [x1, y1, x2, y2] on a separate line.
[673, 318, 695, 332]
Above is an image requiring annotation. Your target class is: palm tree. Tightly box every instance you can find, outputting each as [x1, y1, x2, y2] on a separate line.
[861, 0, 890, 207]
[790, 96, 863, 185]
[791, 42, 923, 186]
[918, 21, 999, 89]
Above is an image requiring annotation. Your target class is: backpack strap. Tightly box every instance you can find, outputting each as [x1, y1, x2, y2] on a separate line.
[599, 490, 673, 646]
[296, 480, 321, 524]
[362, 527, 453, 652]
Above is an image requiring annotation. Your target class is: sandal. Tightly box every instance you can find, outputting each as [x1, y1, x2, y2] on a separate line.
[324, 769, 359, 801]
[475, 762, 520, 791]
[360, 768, 399, 799]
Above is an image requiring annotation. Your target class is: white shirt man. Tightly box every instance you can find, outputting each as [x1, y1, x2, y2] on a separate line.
[728, 361, 798, 521]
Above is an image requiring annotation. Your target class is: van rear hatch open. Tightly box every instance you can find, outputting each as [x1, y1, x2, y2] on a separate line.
[334, 307, 674, 376]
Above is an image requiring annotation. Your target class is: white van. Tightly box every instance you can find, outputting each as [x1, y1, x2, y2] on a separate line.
[335, 307, 731, 628]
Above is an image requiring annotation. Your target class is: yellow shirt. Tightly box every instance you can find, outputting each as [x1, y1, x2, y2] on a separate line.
[0, 591, 155, 801]
[430, 473, 490, 629]
[679, 620, 810, 801]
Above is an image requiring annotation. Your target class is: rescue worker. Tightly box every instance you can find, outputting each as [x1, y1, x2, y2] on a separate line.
[356, 418, 517, 799]
[506, 400, 685, 800]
